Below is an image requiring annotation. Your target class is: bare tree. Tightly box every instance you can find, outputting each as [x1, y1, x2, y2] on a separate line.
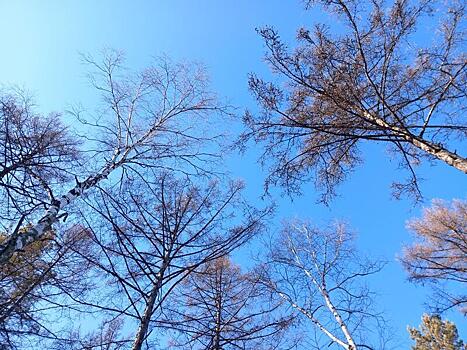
[0, 50, 225, 264]
[61, 174, 269, 350]
[0, 91, 85, 348]
[164, 256, 291, 350]
[241, 0, 466, 202]
[401, 199, 466, 314]
[258, 220, 387, 350]
[0, 89, 79, 228]
[48, 318, 128, 350]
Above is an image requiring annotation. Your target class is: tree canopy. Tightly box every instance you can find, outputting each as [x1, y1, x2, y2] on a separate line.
[241, 0, 466, 202]
[408, 314, 465, 350]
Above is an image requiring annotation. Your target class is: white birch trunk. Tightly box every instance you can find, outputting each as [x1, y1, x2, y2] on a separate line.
[299, 263, 357, 350]
[213, 278, 222, 350]
[278, 292, 348, 349]
[320, 285, 357, 350]
[0, 150, 125, 265]
[0, 109, 170, 265]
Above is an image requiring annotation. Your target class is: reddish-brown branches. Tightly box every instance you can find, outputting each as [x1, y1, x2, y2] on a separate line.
[401, 199, 467, 314]
[242, 0, 466, 203]
[163, 256, 291, 350]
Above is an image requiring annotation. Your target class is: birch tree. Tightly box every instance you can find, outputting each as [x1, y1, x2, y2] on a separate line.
[258, 220, 387, 350]
[0, 50, 225, 265]
[0, 96, 84, 344]
[241, 0, 466, 202]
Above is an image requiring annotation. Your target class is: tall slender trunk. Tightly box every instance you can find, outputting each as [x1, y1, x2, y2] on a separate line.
[213, 298, 222, 350]
[0, 118, 163, 265]
[301, 266, 357, 350]
[131, 259, 169, 350]
[278, 292, 348, 349]
[211, 264, 223, 350]
[131, 283, 160, 350]
[0, 148, 128, 265]
[320, 284, 357, 350]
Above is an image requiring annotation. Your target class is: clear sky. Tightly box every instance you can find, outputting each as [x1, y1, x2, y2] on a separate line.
[0, 0, 465, 347]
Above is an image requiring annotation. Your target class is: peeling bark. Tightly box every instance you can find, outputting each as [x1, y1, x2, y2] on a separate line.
[0, 153, 123, 265]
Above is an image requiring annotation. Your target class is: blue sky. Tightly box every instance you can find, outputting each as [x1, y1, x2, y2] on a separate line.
[0, 0, 465, 347]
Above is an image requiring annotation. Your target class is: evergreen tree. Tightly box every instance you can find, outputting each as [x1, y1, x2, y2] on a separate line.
[408, 314, 465, 350]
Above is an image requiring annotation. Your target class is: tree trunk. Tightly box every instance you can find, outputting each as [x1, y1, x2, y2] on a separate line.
[321, 286, 357, 350]
[410, 137, 467, 173]
[213, 297, 222, 350]
[300, 266, 357, 350]
[211, 265, 223, 350]
[362, 111, 467, 173]
[278, 291, 348, 348]
[0, 150, 127, 265]
[131, 284, 160, 350]
[131, 260, 168, 350]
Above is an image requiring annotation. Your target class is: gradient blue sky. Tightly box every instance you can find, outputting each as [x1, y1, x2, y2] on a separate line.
[0, 1, 465, 347]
